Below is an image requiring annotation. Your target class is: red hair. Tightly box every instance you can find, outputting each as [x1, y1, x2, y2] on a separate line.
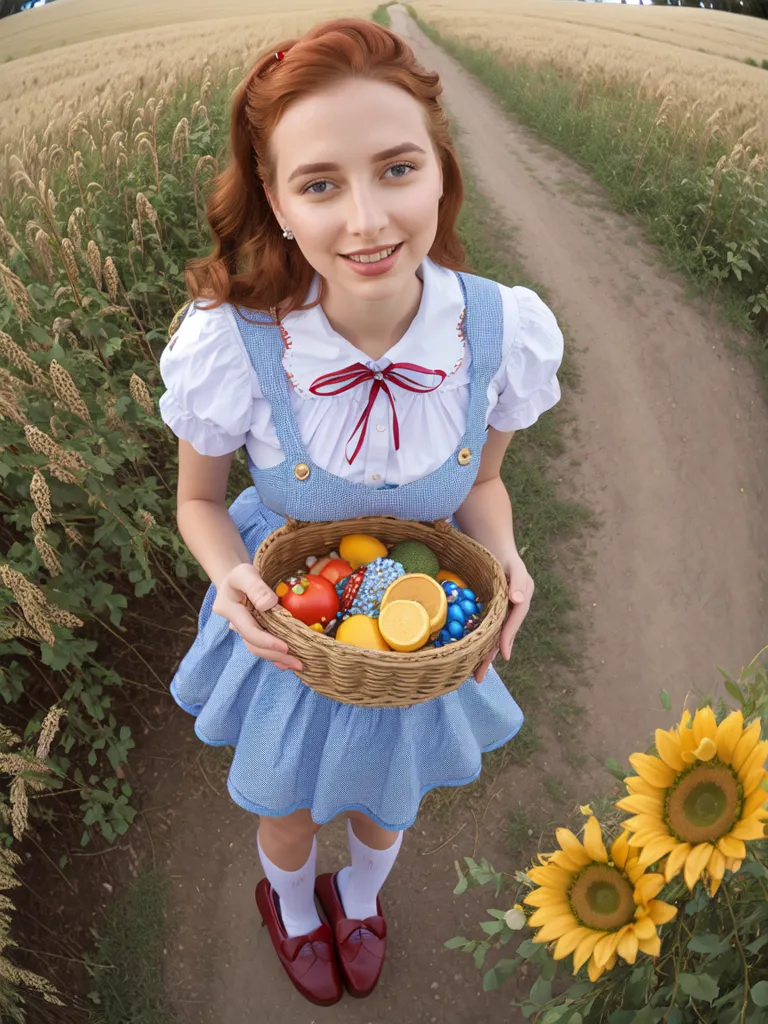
[185, 18, 466, 317]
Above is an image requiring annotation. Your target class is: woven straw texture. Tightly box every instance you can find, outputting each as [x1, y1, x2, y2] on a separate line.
[252, 516, 507, 707]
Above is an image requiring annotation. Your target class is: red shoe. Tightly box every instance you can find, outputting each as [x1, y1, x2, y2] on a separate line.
[315, 872, 387, 998]
[255, 879, 342, 1006]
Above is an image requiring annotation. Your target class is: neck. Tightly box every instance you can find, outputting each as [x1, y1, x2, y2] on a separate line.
[319, 272, 423, 362]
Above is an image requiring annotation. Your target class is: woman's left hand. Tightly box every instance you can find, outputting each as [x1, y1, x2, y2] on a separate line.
[474, 551, 534, 684]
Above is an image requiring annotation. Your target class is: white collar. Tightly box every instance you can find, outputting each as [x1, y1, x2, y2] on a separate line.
[281, 257, 466, 398]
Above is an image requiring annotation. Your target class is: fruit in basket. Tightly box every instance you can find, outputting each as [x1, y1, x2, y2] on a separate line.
[339, 534, 388, 570]
[380, 573, 447, 637]
[378, 600, 431, 652]
[318, 558, 353, 585]
[436, 570, 468, 589]
[336, 614, 391, 651]
[278, 574, 340, 627]
[387, 540, 440, 578]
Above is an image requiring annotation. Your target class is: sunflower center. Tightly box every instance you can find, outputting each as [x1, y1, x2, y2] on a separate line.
[666, 761, 742, 844]
[569, 865, 635, 932]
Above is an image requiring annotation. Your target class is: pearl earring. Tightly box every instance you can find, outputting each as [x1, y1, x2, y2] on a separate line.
[282, 227, 294, 241]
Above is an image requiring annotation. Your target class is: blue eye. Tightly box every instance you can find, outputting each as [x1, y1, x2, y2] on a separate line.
[303, 180, 331, 195]
[387, 162, 415, 178]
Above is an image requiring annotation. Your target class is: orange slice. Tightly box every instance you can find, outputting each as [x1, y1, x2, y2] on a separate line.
[335, 614, 391, 651]
[380, 573, 448, 637]
[378, 600, 430, 653]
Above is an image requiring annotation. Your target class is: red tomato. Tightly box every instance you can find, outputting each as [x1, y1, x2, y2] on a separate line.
[279, 575, 339, 627]
[319, 558, 353, 585]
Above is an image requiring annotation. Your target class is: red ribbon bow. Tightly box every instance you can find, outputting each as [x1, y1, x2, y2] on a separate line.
[281, 934, 334, 963]
[308, 361, 446, 464]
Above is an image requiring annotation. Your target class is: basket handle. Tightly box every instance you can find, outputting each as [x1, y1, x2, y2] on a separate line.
[282, 515, 454, 533]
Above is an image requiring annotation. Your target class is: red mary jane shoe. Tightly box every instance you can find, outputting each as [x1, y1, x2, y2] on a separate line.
[315, 872, 387, 998]
[255, 879, 342, 1007]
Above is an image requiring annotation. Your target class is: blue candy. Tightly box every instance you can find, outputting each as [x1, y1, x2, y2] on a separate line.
[447, 604, 466, 625]
[447, 619, 464, 640]
[459, 599, 477, 617]
[461, 588, 476, 603]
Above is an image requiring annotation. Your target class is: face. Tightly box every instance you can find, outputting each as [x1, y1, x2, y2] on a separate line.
[266, 78, 444, 301]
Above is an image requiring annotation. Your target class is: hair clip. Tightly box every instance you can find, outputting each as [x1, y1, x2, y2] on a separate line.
[274, 51, 286, 62]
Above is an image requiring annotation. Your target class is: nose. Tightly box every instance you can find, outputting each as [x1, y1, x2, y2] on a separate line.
[344, 181, 389, 240]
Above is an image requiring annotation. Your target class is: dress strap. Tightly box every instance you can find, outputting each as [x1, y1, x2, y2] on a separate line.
[455, 272, 504, 436]
[227, 304, 306, 459]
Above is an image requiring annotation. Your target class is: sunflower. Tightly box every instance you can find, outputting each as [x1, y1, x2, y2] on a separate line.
[616, 708, 768, 896]
[524, 816, 677, 982]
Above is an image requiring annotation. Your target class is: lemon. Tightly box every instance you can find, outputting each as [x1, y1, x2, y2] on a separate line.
[335, 614, 391, 651]
[436, 570, 468, 589]
[339, 533, 388, 570]
[378, 600, 430, 652]
[380, 573, 448, 637]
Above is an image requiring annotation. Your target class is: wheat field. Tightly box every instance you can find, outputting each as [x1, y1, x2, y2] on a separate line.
[413, 0, 768, 148]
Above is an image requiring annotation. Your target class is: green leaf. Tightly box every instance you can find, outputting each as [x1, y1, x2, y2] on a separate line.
[444, 936, 467, 949]
[483, 968, 499, 991]
[678, 972, 719, 1003]
[480, 920, 504, 935]
[453, 860, 468, 895]
[746, 933, 768, 954]
[516, 938, 538, 959]
[686, 934, 730, 955]
[493, 958, 519, 983]
[474, 944, 488, 969]
[751, 982, 768, 1008]
[606, 757, 627, 781]
[530, 976, 552, 1005]
[660, 689, 672, 711]
[725, 680, 744, 705]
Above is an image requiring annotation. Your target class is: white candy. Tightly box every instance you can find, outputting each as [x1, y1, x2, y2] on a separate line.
[305, 555, 318, 567]
[329, 551, 339, 560]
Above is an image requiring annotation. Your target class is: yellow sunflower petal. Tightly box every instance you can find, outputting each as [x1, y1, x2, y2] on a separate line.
[624, 814, 668, 836]
[707, 847, 726, 881]
[717, 835, 746, 860]
[684, 843, 714, 890]
[637, 834, 678, 869]
[610, 831, 630, 870]
[587, 955, 607, 982]
[629, 829, 672, 852]
[654, 728, 686, 772]
[523, 888, 572, 908]
[724, 857, 743, 873]
[533, 914, 578, 943]
[647, 899, 677, 925]
[553, 926, 593, 961]
[572, 930, 604, 972]
[617, 928, 639, 965]
[731, 719, 762, 772]
[742, 764, 768, 797]
[664, 842, 692, 882]
[716, 711, 744, 763]
[592, 930, 621, 969]
[728, 817, 767, 842]
[582, 816, 608, 863]
[692, 706, 717, 746]
[738, 741, 768, 783]
[555, 828, 592, 866]
[528, 905, 575, 929]
[527, 864, 573, 889]
[626, 775, 664, 798]
[633, 915, 658, 941]
[550, 850, 589, 873]
[633, 872, 665, 905]
[638, 933, 662, 957]
[628, 753, 677, 789]
[626, 859, 647, 885]
[692, 737, 717, 761]
[708, 874, 723, 897]
[616, 794, 665, 816]
[743, 788, 768, 817]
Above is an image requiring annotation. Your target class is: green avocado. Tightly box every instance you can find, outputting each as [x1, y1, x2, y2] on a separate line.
[388, 540, 440, 578]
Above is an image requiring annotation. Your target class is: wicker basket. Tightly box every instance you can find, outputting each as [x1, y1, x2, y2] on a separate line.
[251, 516, 508, 707]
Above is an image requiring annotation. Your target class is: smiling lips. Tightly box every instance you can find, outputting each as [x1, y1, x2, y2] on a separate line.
[342, 243, 401, 264]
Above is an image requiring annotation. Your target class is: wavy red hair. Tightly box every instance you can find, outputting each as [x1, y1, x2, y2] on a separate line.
[185, 17, 467, 317]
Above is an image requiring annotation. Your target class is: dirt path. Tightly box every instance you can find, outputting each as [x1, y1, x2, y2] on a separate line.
[157, 8, 768, 1022]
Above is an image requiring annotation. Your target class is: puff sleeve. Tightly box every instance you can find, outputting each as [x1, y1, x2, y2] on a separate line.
[487, 285, 564, 432]
[158, 302, 256, 456]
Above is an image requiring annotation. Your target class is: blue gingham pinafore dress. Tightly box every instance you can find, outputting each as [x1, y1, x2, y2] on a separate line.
[170, 271, 524, 831]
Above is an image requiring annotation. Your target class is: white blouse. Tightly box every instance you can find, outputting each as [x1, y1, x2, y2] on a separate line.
[159, 258, 563, 487]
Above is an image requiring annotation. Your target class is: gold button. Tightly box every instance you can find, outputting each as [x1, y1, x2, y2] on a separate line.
[371, 473, 381, 481]
[457, 447, 472, 466]
[294, 462, 311, 481]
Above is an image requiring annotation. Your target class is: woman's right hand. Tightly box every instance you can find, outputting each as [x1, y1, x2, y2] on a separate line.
[213, 562, 304, 673]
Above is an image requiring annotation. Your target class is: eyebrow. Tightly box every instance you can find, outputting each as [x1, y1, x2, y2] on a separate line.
[287, 142, 427, 183]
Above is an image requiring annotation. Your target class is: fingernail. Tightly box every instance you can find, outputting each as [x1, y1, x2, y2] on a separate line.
[511, 590, 525, 603]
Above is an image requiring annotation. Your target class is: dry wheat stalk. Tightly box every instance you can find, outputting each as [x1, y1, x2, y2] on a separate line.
[86, 240, 102, 290]
[24, 424, 87, 471]
[36, 705, 65, 762]
[171, 117, 190, 162]
[50, 360, 91, 424]
[136, 191, 160, 233]
[0, 564, 55, 645]
[9, 777, 28, 842]
[45, 603, 83, 629]
[0, 722, 21, 747]
[30, 470, 52, 524]
[138, 509, 156, 530]
[0, 262, 32, 323]
[103, 255, 120, 301]
[60, 237, 79, 284]
[129, 373, 153, 414]
[34, 534, 62, 577]
[30, 510, 46, 535]
[48, 462, 80, 485]
[0, 331, 48, 390]
[63, 524, 84, 546]
[0, 216, 24, 260]
[66, 209, 83, 251]
[33, 228, 54, 283]
[131, 217, 143, 250]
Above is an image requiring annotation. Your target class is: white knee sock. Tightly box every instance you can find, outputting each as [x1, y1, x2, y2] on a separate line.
[257, 831, 322, 939]
[336, 819, 403, 920]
